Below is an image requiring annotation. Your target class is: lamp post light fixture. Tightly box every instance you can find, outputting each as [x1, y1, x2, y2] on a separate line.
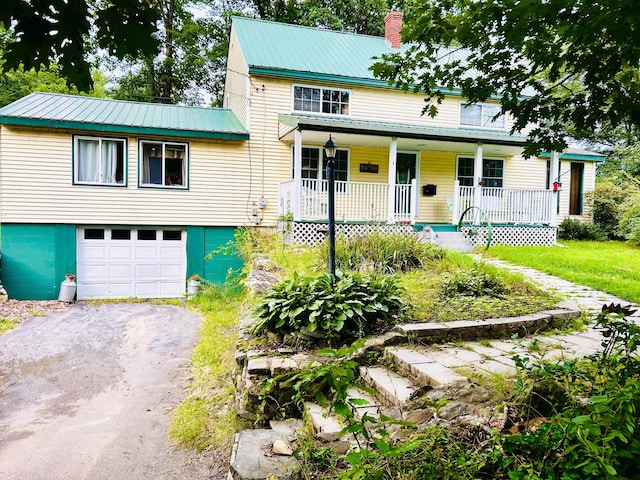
[324, 135, 337, 277]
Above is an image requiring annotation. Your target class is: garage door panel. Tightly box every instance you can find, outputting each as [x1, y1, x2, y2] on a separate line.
[77, 228, 186, 300]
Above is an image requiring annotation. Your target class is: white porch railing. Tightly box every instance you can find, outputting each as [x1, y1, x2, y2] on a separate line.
[454, 185, 556, 225]
[279, 179, 416, 224]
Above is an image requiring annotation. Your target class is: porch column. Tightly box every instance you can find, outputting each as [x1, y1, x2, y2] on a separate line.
[387, 137, 398, 223]
[473, 143, 483, 219]
[293, 129, 303, 221]
[550, 150, 560, 227]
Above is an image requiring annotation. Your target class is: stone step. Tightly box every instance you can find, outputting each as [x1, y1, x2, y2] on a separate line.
[395, 309, 580, 342]
[228, 429, 298, 480]
[386, 347, 467, 387]
[358, 366, 418, 406]
[434, 231, 473, 252]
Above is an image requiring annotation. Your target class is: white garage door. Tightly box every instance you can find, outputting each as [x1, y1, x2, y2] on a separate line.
[77, 227, 187, 300]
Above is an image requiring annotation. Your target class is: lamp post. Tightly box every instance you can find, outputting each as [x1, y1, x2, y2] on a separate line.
[324, 135, 337, 277]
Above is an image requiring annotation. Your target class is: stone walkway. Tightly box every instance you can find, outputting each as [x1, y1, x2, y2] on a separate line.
[229, 260, 640, 479]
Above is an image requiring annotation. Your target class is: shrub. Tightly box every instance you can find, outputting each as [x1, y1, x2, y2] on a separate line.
[585, 181, 628, 240]
[441, 265, 506, 297]
[558, 218, 605, 241]
[320, 232, 446, 274]
[252, 271, 407, 344]
[618, 191, 640, 246]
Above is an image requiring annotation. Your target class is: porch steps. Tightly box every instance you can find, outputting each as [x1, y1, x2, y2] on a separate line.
[433, 231, 473, 252]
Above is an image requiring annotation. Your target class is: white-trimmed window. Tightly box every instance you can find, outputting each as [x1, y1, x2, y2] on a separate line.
[293, 85, 350, 115]
[459, 102, 505, 129]
[139, 140, 188, 188]
[457, 157, 504, 187]
[74, 136, 126, 185]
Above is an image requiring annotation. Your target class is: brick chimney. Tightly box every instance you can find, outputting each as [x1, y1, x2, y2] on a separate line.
[384, 11, 403, 49]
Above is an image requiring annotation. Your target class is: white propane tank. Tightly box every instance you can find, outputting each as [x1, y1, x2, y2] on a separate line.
[58, 274, 77, 303]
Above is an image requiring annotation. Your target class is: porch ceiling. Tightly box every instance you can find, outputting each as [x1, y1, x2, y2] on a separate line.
[279, 113, 528, 156]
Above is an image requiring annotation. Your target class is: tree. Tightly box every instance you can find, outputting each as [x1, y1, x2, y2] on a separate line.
[1, 0, 160, 91]
[371, 0, 640, 156]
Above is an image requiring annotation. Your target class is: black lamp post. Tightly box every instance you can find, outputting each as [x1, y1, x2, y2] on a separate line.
[324, 135, 337, 277]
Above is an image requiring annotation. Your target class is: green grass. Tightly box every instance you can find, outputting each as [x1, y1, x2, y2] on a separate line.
[487, 240, 640, 303]
[0, 317, 17, 335]
[168, 285, 243, 453]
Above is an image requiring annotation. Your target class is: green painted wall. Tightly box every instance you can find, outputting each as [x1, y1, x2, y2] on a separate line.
[0, 224, 76, 300]
[186, 226, 243, 285]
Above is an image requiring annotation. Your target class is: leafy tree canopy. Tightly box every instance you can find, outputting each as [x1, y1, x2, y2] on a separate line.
[1, 0, 160, 91]
[372, 0, 640, 156]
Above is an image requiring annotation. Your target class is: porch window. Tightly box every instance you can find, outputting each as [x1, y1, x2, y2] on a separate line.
[139, 140, 188, 188]
[294, 147, 349, 187]
[457, 157, 504, 187]
[293, 85, 350, 115]
[74, 136, 126, 185]
[459, 102, 505, 129]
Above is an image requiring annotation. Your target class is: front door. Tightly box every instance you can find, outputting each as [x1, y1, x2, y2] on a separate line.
[569, 162, 584, 215]
[395, 152, 417, 217]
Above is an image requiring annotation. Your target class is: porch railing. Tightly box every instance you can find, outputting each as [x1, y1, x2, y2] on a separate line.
[279, 179, 416, 224]
[455, 185, 555, 225]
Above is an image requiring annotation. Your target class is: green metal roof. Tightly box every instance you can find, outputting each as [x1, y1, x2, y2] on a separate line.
[279, 113, 529, 147]
[0, 92, 249, 140]
[232, 16, 463, 91]
[539, 148, 605, 162]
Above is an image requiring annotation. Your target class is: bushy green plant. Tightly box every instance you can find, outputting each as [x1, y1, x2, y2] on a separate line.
[585, 181, 628, 240]
[441, 265, 506, 297]
[558, 218, 606, 241]
[499, 303, 640, 479]
[618, 191, 640, 246]
[252, 271, 407, 344]
[319, 232, 446, 274]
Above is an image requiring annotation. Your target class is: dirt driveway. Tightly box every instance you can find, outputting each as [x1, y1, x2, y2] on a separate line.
[0, 303, 224, 480]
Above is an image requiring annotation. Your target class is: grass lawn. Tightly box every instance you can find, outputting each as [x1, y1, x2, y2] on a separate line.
[487, 240, 640, 304]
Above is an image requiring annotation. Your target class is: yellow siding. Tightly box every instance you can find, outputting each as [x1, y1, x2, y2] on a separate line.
[504, 155, 548, 189]
[557, 160, 596, 222]
[223, 28, 250, 127]
[419, 151, 458, 223]
[0, 126, 252, 226]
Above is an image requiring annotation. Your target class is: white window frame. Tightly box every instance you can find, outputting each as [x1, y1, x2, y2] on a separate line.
[139, 140, 189, 189]
[459, 102, 505, 130]
[292, 84, 351, 116]
[291, 146, 350, 183]
[456, 156, 505, 188]
[73, 135, 127, 186]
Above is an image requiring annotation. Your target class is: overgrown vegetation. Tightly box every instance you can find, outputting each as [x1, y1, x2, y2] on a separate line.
[252, 271, 407, 345]
[558, 218, 606, 241]
[168, 284, 242, 452]
[261, 305, 640, 479]
[0, 317, 17, 335]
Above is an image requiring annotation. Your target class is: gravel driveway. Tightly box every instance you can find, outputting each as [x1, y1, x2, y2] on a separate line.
[0, 302, 224, 480]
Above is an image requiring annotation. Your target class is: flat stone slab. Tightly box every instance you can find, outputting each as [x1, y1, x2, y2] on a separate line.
[359, 366, 417, 406]
[387, 347, 466, 387]
[230, 429, 299, 480]
[305, 402, 343, 439]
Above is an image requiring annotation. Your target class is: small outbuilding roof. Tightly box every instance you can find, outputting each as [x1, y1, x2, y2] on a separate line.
[0, 92, 249, 140]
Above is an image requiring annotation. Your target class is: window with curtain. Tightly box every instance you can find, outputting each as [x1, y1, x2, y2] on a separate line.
[140, 140, 188, 188]
[74, 136, 125, 185]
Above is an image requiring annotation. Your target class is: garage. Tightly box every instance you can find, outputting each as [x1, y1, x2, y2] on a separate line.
[77, 227, 187, 300]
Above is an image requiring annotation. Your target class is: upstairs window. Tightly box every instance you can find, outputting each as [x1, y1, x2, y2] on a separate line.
[457, 157, 504, 188]
[293, 85, 350, 115]
[460, 102, 505, 129]
[74, 136, 126, 185]
[140, 140, 188, 188]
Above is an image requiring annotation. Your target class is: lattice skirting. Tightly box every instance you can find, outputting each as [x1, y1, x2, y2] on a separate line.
[280, 221, 415, 246]
[460, 225, 557, 247]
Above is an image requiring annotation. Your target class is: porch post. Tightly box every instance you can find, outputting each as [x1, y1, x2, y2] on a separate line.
[452, 179, 460, 225]
[293, 129, 303, 221]
[473, 143, 483, 220]
[387, 137, 397, 223]
[550, 150, 560, 227]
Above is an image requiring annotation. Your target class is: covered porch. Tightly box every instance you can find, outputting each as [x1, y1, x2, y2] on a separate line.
[277, 114, 562, 244]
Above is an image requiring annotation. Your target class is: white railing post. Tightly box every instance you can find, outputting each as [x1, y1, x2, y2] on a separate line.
[410, 179, 417, 224]
[550, 150, 560, 227]
[452, 180, 460, 225]
[293, 130, 302, 221]
[387, 138, 397, 223]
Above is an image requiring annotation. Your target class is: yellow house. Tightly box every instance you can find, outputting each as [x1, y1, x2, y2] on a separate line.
[0, 93, 249, 299]
[224, 15, 603, 246]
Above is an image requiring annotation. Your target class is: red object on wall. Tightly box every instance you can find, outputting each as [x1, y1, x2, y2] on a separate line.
[553, 181, 562, 191]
